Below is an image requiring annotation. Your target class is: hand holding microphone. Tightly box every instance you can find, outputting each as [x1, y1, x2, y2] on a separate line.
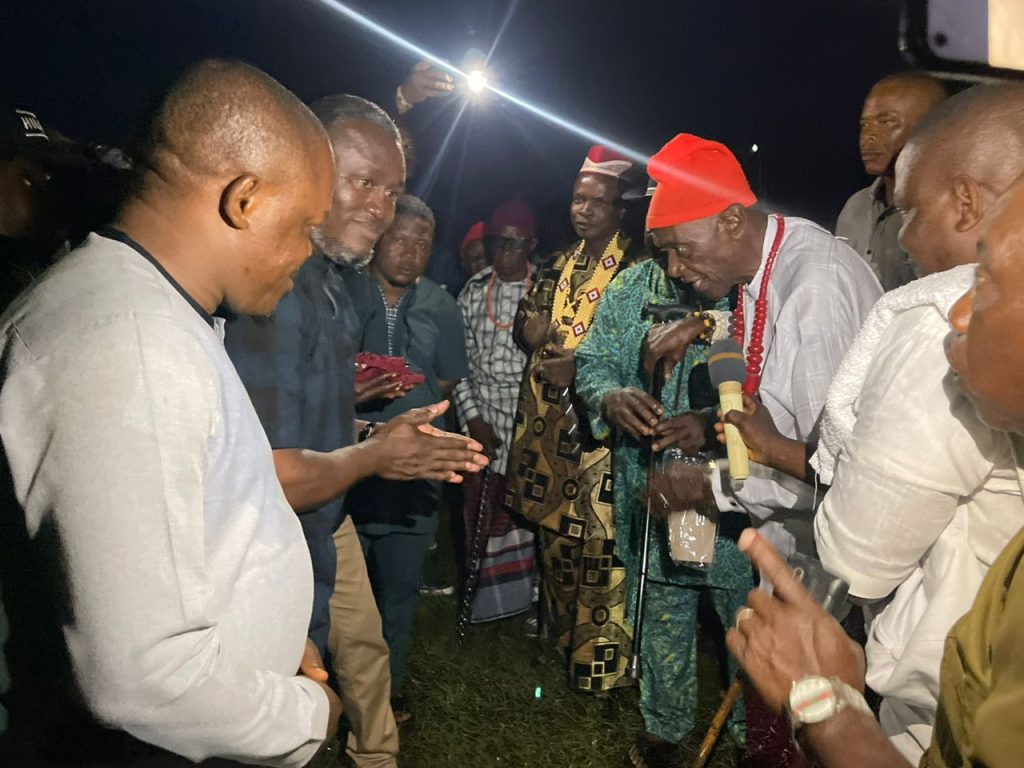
[710, 342, 811, 482]
[708, 339, 750, 482]
[713, 391, 781, 467]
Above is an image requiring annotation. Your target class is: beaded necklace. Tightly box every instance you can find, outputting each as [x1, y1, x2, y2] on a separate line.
[486, 269, 532, 330]
[730, 214, 786, 396]
[550, 233, 625, 349]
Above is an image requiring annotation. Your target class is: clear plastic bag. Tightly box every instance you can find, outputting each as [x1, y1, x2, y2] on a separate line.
[649, 449, 718, 568]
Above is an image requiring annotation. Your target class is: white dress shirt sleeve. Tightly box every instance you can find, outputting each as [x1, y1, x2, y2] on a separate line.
[1, 315, 328, 767]
[814, 309, 1000, 600]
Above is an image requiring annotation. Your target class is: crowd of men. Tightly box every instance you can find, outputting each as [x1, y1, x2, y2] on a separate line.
[1, 50, 1024, 768]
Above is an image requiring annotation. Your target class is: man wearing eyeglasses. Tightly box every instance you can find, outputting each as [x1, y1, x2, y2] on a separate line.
[454, 200, 539, 627]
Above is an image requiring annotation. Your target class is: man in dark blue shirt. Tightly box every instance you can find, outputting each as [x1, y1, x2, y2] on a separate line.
[226, 95, 484, 768]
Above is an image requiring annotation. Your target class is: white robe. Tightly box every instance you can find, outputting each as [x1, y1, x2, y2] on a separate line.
[711, 215, 882, 556]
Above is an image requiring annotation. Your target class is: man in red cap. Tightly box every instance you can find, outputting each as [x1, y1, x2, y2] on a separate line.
[459, 221, 488, 279]
[643, 133, 881, 557]
[454, 199, 539, 629]
[506, 146, 646, 693]
[581, 135, 884, 765]
[638, 132, 880, 765]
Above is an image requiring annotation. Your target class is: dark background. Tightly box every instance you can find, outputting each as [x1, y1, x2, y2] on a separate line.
[1, 0, 911, 254]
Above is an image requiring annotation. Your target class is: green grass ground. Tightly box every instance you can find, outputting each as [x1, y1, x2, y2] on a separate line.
[390, 595, 741, 768]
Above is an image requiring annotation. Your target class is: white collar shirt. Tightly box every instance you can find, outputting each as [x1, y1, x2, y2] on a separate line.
[813, 270, 1024, 761]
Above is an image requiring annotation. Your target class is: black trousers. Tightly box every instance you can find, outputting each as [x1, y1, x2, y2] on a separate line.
[2, 730, 250, 767]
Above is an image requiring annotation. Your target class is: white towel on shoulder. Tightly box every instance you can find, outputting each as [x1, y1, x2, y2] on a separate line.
[809, 264, 977, 483]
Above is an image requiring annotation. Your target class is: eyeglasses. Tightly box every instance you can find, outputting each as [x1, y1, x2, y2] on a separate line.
[485, 235, 532, 251]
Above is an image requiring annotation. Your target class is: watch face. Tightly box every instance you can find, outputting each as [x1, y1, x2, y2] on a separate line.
[789, 677, 838, 724]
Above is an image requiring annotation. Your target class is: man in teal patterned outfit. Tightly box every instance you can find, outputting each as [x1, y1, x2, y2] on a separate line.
[576, 257, 751, 766]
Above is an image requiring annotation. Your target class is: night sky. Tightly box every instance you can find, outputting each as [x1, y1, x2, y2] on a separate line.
[2, 0, 911, 253]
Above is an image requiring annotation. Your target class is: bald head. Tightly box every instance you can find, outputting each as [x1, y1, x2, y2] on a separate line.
[117, 59, 335, 318]
[309, 94, 401, 145]
[134, 58, 329, 195]
[903, 83, 1024, 195]
[871, 73, 948, 114]
[894, 83, 1024, 275]
[859, 72, 948, 178]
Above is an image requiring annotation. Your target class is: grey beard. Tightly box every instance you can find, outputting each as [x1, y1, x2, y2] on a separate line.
[311, 229, 374, 268]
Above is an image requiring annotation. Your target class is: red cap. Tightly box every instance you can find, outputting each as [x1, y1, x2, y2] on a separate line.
[579, 145, 633, 179]
[646, 133, 756, 229]
[460, 221, 485, 254]
[486, 199, 536, 238]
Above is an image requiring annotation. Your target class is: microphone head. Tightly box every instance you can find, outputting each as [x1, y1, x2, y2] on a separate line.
[708, 338, 746, 388]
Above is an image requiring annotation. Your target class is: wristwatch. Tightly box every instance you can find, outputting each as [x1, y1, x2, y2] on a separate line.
[787, 676, 871, 731]
[357, 421, 378, 443]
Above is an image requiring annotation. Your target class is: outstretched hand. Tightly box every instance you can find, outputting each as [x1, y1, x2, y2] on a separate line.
[726, 530, 865, 714]
[372, 401, 489, 483]
[647, 457, 710, 519]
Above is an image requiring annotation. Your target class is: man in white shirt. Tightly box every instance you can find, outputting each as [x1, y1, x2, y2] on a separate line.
[724, 171, 1024, 768]
[722, 84, 1024, 761]
[643, 133, 881, 559]
[1, 59, 366, 767]
[813, 84, 1024, 761]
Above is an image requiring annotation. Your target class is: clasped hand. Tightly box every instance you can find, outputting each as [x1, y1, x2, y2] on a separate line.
[602, 387, 706, 453]
[535, 343, 575, 389]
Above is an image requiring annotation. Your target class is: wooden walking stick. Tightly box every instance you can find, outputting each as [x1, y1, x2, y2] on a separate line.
[693, 675, 743, 768]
